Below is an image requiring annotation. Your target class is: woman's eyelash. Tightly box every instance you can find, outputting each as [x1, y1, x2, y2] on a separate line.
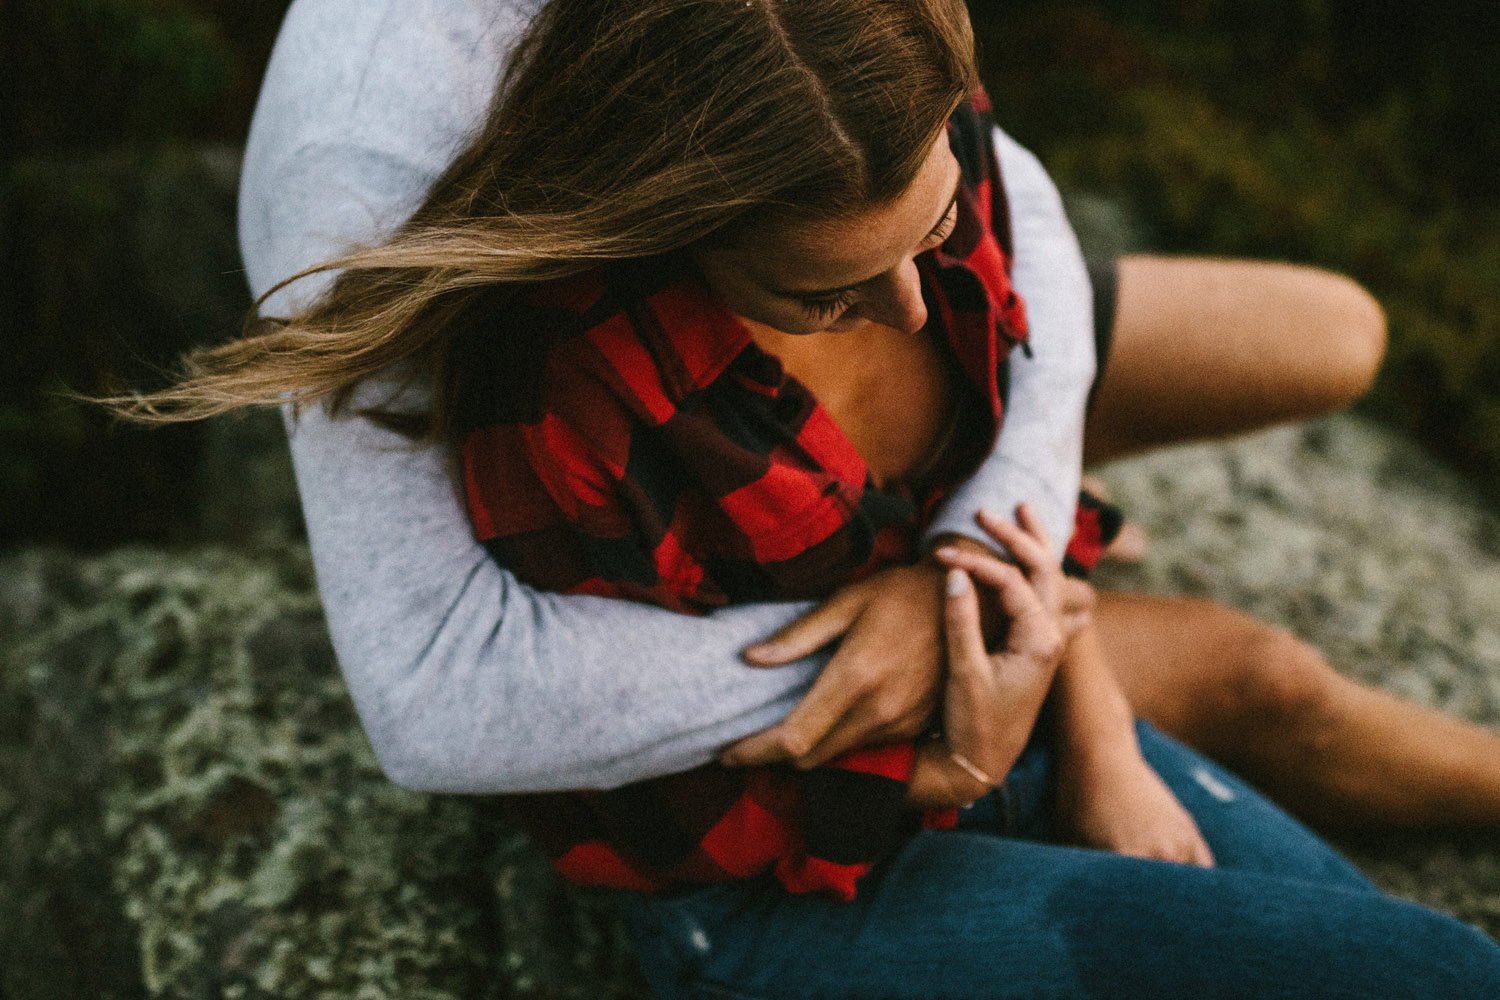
[929, 205, 959, 244]
[795, 205, 958, 319]
[799, 289, 858, 318]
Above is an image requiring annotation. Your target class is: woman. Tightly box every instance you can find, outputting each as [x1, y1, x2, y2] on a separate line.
[122, 0, 1500, 995]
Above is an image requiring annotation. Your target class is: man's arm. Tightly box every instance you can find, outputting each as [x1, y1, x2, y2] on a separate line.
[289, 358, 823, 793]
[242, 4, 1094, 792]
[245, 140, 826, 793]
[922, 127, 1095, 562]
[252, 131, 1092, 792]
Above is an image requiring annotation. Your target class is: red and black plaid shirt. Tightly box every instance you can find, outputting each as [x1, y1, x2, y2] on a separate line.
[455, 95, 1119, 901]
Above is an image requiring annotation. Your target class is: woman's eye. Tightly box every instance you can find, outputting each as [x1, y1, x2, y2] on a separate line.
[927, 205, 959, 247]
[799, 290, 857, 319]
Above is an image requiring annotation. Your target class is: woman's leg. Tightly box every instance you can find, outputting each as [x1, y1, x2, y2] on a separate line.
[991, 719, 1378, 889]
[1083, 255, 1387, 465]
[617, 728, 1500, 1000]
[1080, 255, 1500, 829]
[1096, 591, 1500, 829]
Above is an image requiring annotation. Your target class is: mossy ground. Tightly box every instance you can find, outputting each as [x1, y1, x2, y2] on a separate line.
[3, 415, 1498, 998]
[0, 544, 646, 1000]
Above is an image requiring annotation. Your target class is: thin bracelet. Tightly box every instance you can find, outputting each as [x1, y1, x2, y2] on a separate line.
[947, 746, 997, 790]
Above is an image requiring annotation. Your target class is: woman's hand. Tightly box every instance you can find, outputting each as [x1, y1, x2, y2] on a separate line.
[721, 503, 1089, 772]
[936, 505, 1095, 644]
[1055, 737, 1216, 868]
[907, 516, 1070, 809]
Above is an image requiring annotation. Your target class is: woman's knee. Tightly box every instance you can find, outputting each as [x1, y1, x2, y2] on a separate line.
[1293, 266, 1388, 412]
[1088, 257, 1387, 462]
[1222, 621, 1344, 746]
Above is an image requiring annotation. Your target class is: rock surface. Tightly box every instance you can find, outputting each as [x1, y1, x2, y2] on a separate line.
[1093, 415, 1500, 933]
[2, 413, 1498, 998]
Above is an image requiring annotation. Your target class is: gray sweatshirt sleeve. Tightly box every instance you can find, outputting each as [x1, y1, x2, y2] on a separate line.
[252, 133, 1092, 794]
[246, 142, 822, 793]
[920, 128, 1094, 558]
[239, 1, 1092, 794]
[289, 362, 823, 793]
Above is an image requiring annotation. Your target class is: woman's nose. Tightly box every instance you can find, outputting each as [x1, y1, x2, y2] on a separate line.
[865, 258, 928, 334]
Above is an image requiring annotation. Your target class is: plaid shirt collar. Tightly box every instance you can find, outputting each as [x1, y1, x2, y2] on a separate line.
[592, 126, 1028, 420]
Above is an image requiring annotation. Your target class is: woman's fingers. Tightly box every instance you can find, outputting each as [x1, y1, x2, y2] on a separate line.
[940, 550, 1057, 663]
[933, 545, 1089, 640]
[991, 566, 1062, 665]
[943, 568, 991, 679]
[1057, 578, 1096, 640]
[941, 567, 1002, 780]
[941, 562, 1060, 790]
[973, 507, 1051, 579]
[1012, 502, 1056, 557]
[974, 504, 1067, 615]
[935, 547, 1027, 600]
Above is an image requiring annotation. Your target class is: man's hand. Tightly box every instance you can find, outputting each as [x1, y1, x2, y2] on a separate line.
[719, 503, 1089, 772]
[719, 561, 949, 769]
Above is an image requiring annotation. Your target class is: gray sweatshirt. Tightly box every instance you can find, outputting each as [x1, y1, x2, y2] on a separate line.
[238, 0, 1095, 793]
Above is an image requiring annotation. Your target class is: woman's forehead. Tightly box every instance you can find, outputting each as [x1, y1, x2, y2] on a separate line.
[739, 135, 961, 294]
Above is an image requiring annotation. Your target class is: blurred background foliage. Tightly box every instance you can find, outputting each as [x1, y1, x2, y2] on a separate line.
[3, 0, 1499, 551]
[972, 0, 1500, 487]
[2, 0, 288, 550]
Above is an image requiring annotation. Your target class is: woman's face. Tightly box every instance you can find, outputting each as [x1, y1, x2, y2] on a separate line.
[694, 131, 962, 336]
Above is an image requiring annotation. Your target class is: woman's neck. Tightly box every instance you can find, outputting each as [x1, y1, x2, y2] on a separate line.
[740, 315, 959, 488]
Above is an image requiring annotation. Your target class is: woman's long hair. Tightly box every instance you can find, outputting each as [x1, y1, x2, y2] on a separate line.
[107, 0, 978, 437]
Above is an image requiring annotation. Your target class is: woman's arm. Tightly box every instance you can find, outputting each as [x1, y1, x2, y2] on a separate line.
[934, 512, 1213, 867]
[1049, 627, 1216, 868]
[908, 517, 1069, 809]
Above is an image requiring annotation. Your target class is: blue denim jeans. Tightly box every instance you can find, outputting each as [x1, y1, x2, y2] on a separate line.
[614, 722, 1500, 999]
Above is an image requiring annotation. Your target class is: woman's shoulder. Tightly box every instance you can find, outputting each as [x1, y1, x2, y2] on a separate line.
[448, 257, 751, 436]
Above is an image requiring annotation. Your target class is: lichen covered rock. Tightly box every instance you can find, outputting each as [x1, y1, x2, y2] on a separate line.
[3, 414, 1498, 997]
[0, 545, 646, 1000]
[1094, 415, 1500, 936]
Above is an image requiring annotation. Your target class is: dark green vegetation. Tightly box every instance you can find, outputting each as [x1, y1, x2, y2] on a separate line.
[1, 1, 288, 549]
[3, 1, 1499, 549]
[973, 1, 1500, 487]
[5, 417, 1500, 999]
